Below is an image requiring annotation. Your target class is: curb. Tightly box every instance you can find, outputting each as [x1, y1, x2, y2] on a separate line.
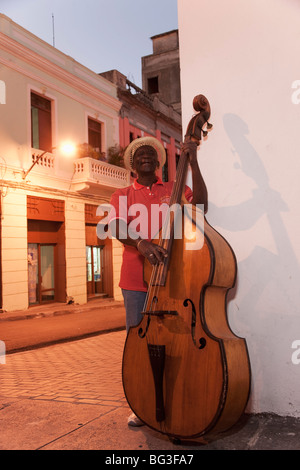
[0, 301, 124, 322]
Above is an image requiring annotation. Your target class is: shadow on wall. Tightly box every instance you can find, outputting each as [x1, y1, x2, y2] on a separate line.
[207, 114, 300, 413]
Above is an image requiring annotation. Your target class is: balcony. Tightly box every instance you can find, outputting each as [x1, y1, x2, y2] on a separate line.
[71, 157, 130, 193]
[30, 151, 55, 170]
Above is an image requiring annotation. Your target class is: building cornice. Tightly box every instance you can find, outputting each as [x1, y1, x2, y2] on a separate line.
[1, 177, 112, 203]
[0, 30, 121, 113]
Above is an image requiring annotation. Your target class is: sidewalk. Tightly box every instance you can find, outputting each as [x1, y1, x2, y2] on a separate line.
[0, 297, 126, 353]
[1, 300, 300, 451]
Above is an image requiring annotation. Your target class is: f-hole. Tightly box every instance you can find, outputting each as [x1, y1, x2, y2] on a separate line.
[138, 295, 158, 338]
[183, 298, 206, 350]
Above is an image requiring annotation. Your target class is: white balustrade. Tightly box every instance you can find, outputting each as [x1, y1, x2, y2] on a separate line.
[73, 157, 130, 188]
[31, 152, 55, 169]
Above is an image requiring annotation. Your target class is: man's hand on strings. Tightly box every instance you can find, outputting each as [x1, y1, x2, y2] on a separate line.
[137, 239, 168, 265]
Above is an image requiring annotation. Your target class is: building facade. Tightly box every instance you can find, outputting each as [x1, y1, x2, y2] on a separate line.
[100, 69, 182, 182]
[0, 14, 127, 311]
[0, 16, 184, 313]
[141, 30, 181, 114]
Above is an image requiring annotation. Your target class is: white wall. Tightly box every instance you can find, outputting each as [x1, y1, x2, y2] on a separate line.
[178, 0, 300, 417]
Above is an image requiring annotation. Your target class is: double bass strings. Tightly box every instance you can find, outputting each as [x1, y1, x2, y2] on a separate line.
[143, 151, 189, 320]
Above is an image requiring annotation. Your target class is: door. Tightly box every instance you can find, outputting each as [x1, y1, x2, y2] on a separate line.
[28, 243, 55, 305]
[86, 245, 104, 297]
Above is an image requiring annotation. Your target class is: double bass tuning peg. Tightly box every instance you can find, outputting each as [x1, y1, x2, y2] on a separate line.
[202, 121, 213, 137]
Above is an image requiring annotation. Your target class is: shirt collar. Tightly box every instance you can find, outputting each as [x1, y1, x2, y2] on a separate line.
[132, 177, 164, 190]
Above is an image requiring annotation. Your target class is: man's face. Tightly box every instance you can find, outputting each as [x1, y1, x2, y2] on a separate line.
[132, 146, 159, 175]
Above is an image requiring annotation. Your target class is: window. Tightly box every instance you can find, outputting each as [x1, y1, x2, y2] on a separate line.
[162, 148, 168, 182]
[148, 76, 159, 94]
[31, 92, 52, 151]
[88, 117, 102, 152]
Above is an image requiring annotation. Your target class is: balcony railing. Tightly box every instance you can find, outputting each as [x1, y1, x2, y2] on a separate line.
[72, 157, 130, 190]
[31, 151, 55, 170]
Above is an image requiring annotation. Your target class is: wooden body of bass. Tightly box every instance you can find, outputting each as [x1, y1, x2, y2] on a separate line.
[122, 214, 250, 440]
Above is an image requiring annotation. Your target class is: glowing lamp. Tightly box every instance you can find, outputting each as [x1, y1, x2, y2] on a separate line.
[59, 142, 76, 157]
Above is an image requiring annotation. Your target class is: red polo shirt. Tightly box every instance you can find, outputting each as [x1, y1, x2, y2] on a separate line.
[109, 178, 193, 292]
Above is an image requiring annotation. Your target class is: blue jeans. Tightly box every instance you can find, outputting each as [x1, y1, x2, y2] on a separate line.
[122, 289, 147, 331]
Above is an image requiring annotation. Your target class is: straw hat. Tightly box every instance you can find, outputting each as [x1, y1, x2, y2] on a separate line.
[123, 136, 166, 171]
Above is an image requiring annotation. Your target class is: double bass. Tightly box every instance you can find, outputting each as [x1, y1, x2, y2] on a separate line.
[122, 95, 251, 441]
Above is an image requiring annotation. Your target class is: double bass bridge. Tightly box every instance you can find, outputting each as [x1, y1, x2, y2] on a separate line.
[141, 310, 178, 317]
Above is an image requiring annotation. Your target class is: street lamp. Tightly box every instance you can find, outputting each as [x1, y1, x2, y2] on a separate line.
[22, 142, 76, 179]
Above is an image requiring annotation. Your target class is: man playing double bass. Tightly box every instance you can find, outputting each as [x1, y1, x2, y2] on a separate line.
[108, 136, 207, 426]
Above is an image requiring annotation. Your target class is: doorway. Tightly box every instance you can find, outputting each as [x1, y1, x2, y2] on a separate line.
[27, 197, 66, 305]
[86, 245, 104, 297]
[28, 243, 55, 305]
[85, 204, 113, 298]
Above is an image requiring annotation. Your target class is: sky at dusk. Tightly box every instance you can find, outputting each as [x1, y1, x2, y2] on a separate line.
[0, 0, 178, 87]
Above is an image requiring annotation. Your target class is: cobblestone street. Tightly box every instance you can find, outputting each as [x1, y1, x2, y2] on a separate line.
[1, 329, 300, 451]
[0, 330, 203, 451]
[1, 331, 126, 407]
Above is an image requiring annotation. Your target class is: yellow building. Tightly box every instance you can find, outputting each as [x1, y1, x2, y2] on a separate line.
[0, 14, 127, 311]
